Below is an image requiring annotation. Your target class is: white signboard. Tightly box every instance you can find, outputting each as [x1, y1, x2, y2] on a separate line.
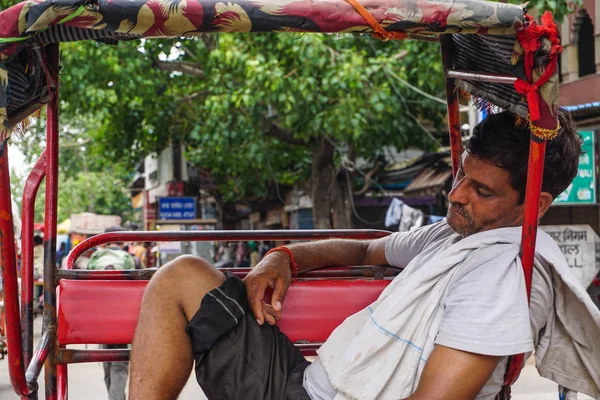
[541, 225, 600, 288]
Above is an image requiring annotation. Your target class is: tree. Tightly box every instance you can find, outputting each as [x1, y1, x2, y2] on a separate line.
[54, 33, 450, 228]
[8, 116, 136, 223]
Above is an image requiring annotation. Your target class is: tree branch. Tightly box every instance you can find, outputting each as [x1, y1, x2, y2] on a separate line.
[155, 60, 205, 78]
[263, 123, 310, 147]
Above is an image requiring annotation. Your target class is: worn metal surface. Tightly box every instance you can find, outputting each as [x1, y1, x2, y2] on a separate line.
[58, 349, 130, 364]
[447, 70, 517, 84]
[440, 35, 463, 177]
[0, 141, 30, 396]
[25, 332, 50, 390]
[20, 152, 47, 382]
[42, 43, 60, 400]
[58, 265, 400, 281]
[64, 229, 391, 269]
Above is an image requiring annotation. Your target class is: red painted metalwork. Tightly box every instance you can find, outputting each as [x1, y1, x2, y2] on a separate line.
[25, 331, 51, 387]
[57, 265, 400, 281]
[43, 43, 60, 400]
[519, 138, 546, 301]
[501, 137, 548, 389]
[58, 349, 131, 364]
[20, 152, 47, 376]
[0, 142, 31, 396]
[446, 70, 517, 84]
[440, 35, 463, 177]
[56, 278, 390, 358]
[57, 362, 67, 400]
[64, 229, 391, 269]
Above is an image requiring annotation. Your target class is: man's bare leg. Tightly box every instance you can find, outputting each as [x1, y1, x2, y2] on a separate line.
[129, 256, 226, 400]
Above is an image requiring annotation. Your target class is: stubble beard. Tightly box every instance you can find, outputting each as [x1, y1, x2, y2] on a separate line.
[447, 203, 476, 236]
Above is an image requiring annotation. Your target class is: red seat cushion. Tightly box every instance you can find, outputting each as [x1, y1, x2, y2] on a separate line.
[57, 279, 390, 345]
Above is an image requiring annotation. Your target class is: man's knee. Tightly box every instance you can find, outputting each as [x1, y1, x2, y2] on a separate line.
[146, 255, 226, 321]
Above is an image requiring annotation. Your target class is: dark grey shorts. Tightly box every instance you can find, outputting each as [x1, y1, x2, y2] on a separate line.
[185, 272, 310, 400]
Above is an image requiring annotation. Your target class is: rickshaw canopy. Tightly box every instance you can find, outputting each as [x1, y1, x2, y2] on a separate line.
[0, 0, 560, 143]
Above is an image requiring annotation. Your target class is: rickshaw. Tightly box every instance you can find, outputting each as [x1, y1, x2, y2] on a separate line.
[0, 0, 562, 398]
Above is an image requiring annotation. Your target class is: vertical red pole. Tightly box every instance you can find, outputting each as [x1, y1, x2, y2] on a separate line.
[502, 136, 547, 389]
[21, 152, 47, 379]
[440, 35, 463, 177]
[43, 43, 60, 400]
[520, 137, 546, 301]
[57, 363, 68, 400]
[0, 141, 30, 396]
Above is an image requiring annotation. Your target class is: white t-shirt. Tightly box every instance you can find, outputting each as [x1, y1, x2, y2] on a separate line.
[303, 222, 554, 400]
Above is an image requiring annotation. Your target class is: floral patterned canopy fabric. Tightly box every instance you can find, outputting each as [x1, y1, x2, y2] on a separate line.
[0, 0, 560, 141]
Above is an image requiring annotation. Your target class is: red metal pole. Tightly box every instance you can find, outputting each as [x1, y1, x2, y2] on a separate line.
[25, 331, 51, 386]
[520, 137, 546, 301]
[56, 362, 67, 400]
[503, 136, 547, 389]
[64, 229, 391, 269]
[43, 43, 60, 400]
[440, 35, 463, 178]
[57, 265, 401, 281]
[21, 152, 47, 377]
[0, 141, 30, 396]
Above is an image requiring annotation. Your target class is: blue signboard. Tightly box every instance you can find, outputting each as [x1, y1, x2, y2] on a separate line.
[158, 197, 197, 220]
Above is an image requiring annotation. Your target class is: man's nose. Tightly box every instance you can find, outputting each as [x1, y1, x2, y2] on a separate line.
[448, 177, 468, 205]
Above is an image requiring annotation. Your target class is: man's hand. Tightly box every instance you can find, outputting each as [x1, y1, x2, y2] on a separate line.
[243, 251, 292, 326]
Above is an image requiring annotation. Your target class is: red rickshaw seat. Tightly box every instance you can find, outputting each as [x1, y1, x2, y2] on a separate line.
[57, 278, 390, 346]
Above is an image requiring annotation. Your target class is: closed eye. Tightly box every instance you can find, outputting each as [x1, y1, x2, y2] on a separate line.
[476, 186, 492, 197]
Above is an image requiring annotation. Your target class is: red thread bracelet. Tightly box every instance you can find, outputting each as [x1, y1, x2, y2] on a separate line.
[265, 246, 299, 279]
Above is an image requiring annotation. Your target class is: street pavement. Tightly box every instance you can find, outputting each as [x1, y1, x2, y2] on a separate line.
[0, 318, 594, 399]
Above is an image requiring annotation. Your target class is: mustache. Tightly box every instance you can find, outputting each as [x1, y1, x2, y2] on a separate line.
[449, 203, 470, 220]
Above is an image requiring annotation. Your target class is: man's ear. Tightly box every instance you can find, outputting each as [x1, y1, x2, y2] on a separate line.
[538, 192, 554, 218]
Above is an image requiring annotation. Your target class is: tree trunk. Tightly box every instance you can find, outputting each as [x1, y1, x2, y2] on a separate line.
[311, 138, 353, 229]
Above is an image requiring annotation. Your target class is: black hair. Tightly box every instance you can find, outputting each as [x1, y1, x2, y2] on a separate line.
[34, 235, 43, 245]
[466, 108, 582, 204]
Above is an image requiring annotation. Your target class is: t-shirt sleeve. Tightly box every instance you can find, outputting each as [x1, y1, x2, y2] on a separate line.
[384, 221, 452, 268]
[435, 250, 534, 356]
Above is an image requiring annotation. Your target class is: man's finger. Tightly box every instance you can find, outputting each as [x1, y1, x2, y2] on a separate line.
[263, 308, 277, 326]
[263, 303, 282, 320]
[271, 277, 290, 312]
[247, 279, 268, 325]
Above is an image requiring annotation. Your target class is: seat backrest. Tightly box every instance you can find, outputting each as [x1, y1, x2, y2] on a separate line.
[57, 278, 390, 345]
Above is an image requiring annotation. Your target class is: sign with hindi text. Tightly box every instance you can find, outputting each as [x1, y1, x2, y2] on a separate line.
[541, 225, 600, 288]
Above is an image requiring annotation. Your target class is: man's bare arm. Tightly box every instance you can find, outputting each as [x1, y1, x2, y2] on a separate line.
[288, 237, 389, 272]
[405, 345, 501, 400]
[244, 237, 389, 325]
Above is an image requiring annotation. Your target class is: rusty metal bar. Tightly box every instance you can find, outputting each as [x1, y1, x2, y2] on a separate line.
[43, 43, 60, 400]
[20, 152, 47, 380]
[57, 266, 400, 281]
[25, 331, 51, 390]
[57, 349, 130, 364]
[57, 342, 326, 364]
[0, 141, 31, 396]
[447, 69, 517, 84]
[440, 35, 463, 177]
[64, 229, 391, 270]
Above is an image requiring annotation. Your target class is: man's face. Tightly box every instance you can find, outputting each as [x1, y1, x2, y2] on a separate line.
[446, 153, 524, 236]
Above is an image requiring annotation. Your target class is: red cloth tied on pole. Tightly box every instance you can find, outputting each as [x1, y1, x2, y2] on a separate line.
[513, 11, 562, 124]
